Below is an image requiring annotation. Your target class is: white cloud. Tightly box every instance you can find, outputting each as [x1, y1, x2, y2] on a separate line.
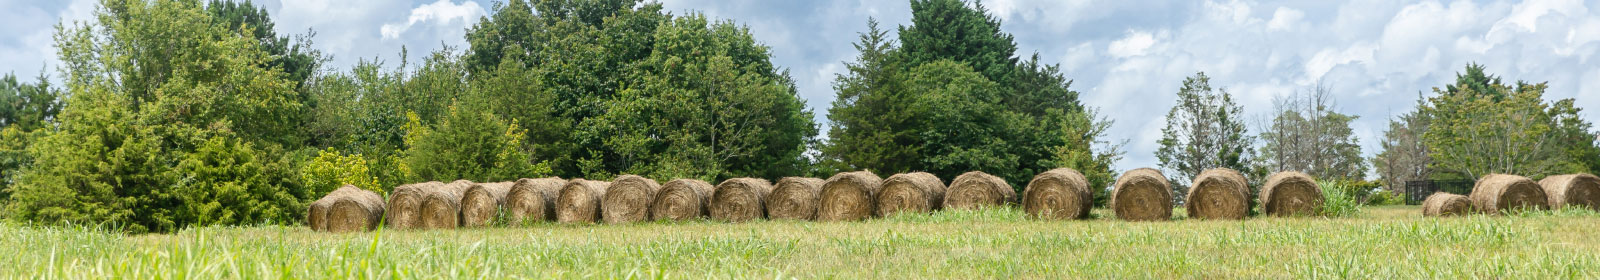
[380, 0, 485, 40]
[1107, 30, 1158, 58]
[1267, 7, 1305, 31]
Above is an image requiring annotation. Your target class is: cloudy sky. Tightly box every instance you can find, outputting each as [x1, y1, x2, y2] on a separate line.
[5, 0, 1599, 174]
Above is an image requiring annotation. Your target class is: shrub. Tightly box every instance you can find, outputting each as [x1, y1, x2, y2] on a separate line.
[1318, 180, 1363, 217]
[299, 148, 382, 196]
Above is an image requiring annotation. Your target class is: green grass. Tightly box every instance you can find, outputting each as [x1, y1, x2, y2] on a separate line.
[3, 206, 1598, 279]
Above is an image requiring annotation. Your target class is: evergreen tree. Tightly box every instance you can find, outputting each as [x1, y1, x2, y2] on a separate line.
[1156, 72, 1254, 205]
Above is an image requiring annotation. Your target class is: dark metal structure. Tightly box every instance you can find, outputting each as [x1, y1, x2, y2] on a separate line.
[1403, 179, 1475, 205]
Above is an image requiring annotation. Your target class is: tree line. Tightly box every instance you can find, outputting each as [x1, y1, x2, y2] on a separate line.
[0, 0, 1594, 232]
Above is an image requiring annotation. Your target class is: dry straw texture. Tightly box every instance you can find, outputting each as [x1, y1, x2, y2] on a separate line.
[650, 179, 715, 221]
[875, 172, 946, 216]
[504, 177, 566, 225]
[944, 171, 1016, 210]
[419, 180, 474, 229]
[1185, 168, 1249, 220]
[817, 171, 884, 222]
[323, 185, 385, 232]
[765, 177, 826, 220]
[1022, 168, 1092, 220]
[556, 179, 611, 224]
[709, 178, 774, 222]
[305, 185, 380, 232]
[1112, 168, 1172, 221]
[384, 181, 443, 230]
[1421, 192, 1473, 217]
[460, 182, 514, 227]
[1260, 171, 1324, 217]
[1537, 173, 1600, 210]
[601, 175, 662, 224]
[1469, 174, 1548, 215]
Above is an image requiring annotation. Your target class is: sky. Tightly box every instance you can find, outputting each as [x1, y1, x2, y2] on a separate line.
[4, 0, 1599, 175]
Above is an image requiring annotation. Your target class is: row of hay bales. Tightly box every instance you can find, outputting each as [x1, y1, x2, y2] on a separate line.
[1421, 173, 1600, 216]
[308, 167, 1346, 232]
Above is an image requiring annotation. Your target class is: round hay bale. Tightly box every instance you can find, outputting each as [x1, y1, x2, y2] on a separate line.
[419, 180, 474, 229]
[817, 171, 884, 221]
[601, 175, 662, 224]
[1111, 168, 1172, 221]
[459, 181, 515, 227]
[504, 177, 566, 225]
[324, 186, 385, 232]
[1538, 173, 1600, 210]
[308, 185, 367, 231]
[944, 171, 1015, 210]
[1022, 168, 1092, 220]
[650, 179, 714, 221]
[766, 177, 826, 220]
[555, 179, 611, 224]
[1469, 174, 1549, 214]
[1421, 192, 1473, 217]
[384, 181, 443, 230]
[1260, 171, 1324, 217]
[709, 178, 774, 222]
[875, 172, 946, 216]
[1185, 168, 1249, 220]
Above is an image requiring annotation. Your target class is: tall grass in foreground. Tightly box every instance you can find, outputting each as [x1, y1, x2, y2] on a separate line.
[1319, 180, 1364, 217]
[1, 207, 1597, 279]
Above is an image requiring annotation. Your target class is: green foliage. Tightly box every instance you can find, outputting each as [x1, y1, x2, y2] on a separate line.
[826, 2, 1119, 200]
[1422, 64, 1597, 179]
[172, 136, 301, 227]
[1256, 85, 1366, 180]
[580, 14, 816, 182]
[1365, 190, 1406, 206]
[1317, 180, 1363, 217]
[403, 105, 550, 183]
[1156, 72, 1254, 204]
[1372, 94, 1432, 194]
[299, 148, 381, 196]
[8, 0, 310, 233]
[0, 73, 63, 201]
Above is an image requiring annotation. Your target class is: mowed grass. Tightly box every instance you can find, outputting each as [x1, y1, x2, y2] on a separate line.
[3, 206, 1598, 279]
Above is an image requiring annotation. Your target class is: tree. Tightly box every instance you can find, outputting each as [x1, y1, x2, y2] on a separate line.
[403, 104, 550, 183]
[10, 0, 308, 233]
[1156, 72, 1253, 204]
[581, 14, 816, 182]
[1372, 94, 1433, 193]
[826, 1, 1119, 197]
[823, 19, 918, 175]
[1422, 65, 1584, 179]
[1256, 84, 1366, 181]
[0, 74, 64, 199]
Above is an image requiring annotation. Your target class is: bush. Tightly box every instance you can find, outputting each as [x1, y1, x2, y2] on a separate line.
[1318, 180, 1363, 217]
[299, 148, 382, 196]
[1365, 190, 1406, 206]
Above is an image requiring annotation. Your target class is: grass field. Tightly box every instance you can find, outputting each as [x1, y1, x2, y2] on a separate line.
[3, 206, 1598, 279]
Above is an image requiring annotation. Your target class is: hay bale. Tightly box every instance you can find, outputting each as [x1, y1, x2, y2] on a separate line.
[555, 179, 611, 224]
[709, 178, 774, 222]
[1185, 168, 1249, 220]
[504, 177, 566, 225]
[1111, 168, 1172, 221]
[308, 185, 365, 231]
[459, 181, 515, 227]
[1469, 174, 1549, 215]
[601, 175, 662, 224]
[419, 180, 474, 229]
[384, 181, 443, 230]
[875, 172, 946, 216]
[944, 171, 1015, 210]
[1260, 171, 1324, 217]
[766, 177, 826, 220]
[1421, 192, 1473, 217]
[324, 185, 386, 232]
[1022, 168, 1092, 220]
[1538, 173, 1600, 210]
[817, 171, 884, 221]
[649, 179, 714, 221]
